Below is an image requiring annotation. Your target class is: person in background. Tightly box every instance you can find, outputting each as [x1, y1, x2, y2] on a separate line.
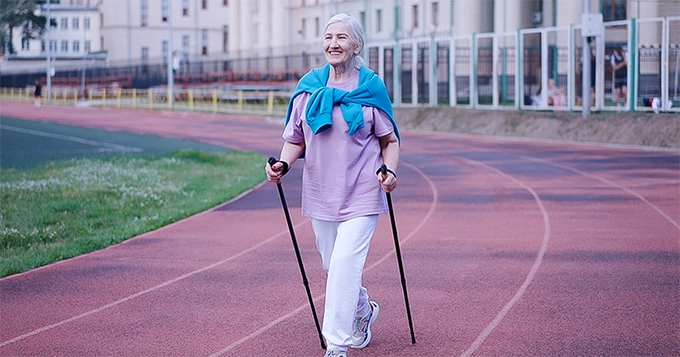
[33, 80, 42, 109]
[548, 78, 566, 107]
[265, 13, 400, 357]
[610, 46, 628, 111]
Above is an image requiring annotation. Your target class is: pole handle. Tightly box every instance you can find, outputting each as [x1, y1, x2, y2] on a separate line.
[268, 156, 289, 175]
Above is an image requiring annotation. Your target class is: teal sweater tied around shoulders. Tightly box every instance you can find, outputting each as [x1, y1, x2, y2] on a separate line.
[285, 64, 400, 142]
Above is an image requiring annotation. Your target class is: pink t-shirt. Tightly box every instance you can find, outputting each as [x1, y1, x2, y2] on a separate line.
[283, 70, 395, 221]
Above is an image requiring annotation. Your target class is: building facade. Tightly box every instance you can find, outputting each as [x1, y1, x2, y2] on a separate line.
[2, 0, 678, 73]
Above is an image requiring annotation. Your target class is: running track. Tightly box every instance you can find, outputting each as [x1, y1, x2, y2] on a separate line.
[1, 102, 678, 357]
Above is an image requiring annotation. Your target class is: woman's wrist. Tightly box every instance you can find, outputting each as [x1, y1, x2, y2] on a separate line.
[376, 166, 397, 178]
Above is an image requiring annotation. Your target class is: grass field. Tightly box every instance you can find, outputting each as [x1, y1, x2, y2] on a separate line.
[0, 149, 266, 278]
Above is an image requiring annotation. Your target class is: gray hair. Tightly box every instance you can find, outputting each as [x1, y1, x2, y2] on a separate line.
[326, 13, 366, 69]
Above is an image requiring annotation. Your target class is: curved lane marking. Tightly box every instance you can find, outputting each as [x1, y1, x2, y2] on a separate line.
[456, 157, 551, 357]
[522, 155, 680, 232]
[208, 161, 439, 356]
[0, 183, 307, 348]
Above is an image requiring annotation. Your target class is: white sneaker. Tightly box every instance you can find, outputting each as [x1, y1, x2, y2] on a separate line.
[351, 301, 379, 349]
[323, 348, 347, 357]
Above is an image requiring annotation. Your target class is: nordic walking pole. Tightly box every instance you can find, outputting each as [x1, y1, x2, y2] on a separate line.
[268, 157, 326, 350]
[378, 164, 417, 344]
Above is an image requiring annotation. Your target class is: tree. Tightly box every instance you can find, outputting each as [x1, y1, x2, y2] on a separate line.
[0, 0, 50, 56]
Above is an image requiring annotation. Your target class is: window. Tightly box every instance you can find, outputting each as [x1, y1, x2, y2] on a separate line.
[602, 0, 626, 21]
[61, 40, 68, 52]
[376, 9, 382, 32]
[73, 40, 80, 52]
[182, 0, 189, 16]
[222, 26, 228, 53]
[50, 40, 57, 52]
[162, 40, 168, 65]
[202, 29, 208, 55]
[21, 37, 30, 51]
[431, 2, 439, 27]
[412, 5, 418, 29]
[223, 0, 228, 6]
[61, 18, 68, 30]
[315, 17, 320, 37]
[141, 47, 149, 66]
[162, 0, 169, 21]
[301, 18, 306, 39]
[84, 17, 91, 30]
[41, 40, 45, 52]
[202, 0, 207, 10]
[84, 40, 91, 53]
[72, 17, 79, 30]
[141, 0, 148, 26]
[183, 35, 190, 54]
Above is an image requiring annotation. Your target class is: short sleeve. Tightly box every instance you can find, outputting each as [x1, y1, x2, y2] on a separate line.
[372, 107, 395, 138]
[283, 92, 311, 143]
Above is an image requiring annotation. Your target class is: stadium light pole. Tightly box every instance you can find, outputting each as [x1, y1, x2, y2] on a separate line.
[166, 0, 174, 108]
[46, 0, 52, 102]
[581, 0, 591, 118]
[80, 7, 88, 99]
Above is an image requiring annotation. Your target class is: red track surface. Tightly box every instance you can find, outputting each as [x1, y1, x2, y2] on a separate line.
[1, 102, 679, 357]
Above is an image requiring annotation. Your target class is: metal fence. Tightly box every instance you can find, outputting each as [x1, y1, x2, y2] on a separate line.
[2, 16, 678, 114]
[365, 16, 679, 113]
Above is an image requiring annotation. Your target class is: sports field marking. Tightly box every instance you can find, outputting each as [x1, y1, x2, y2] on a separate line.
[457, 157, 551, 357]
[0, 125, 143, 152]
[0, 221, 306, 349]
[208, 157, 552, 357]
[207, 162, 438, 356]
[0, 183, 298, 348]
[521, 155, 680, 232]
[459, 153, 680, 357]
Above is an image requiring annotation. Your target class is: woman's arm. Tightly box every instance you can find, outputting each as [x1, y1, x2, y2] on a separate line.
[266, 140, 306, 183]
[378, 131, 400, 192]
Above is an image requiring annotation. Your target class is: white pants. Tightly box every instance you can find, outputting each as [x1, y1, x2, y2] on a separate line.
[312, 215, 378, 351]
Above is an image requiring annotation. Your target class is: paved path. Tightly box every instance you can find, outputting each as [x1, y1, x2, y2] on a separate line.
[1, 102, 678, 357]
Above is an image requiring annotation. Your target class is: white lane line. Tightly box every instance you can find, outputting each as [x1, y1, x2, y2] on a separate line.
[207, 162, 439, 356]
[364, 162, 438, 268]
[0, 125, 143, 152]
[458, 157, 551, 357]
[207, 305, 310, 357]
[0, 182, 303, 348]
[523, 155, 680, 232]
[0, 221, 307, 348]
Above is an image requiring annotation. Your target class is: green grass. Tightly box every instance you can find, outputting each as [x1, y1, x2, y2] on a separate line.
[0, 150, 266, 277]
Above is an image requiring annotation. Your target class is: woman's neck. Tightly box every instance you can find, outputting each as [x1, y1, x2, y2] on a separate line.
[328, 62, 356, 83]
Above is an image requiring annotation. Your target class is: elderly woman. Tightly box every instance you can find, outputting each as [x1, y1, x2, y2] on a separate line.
[266, 13, 400, 357]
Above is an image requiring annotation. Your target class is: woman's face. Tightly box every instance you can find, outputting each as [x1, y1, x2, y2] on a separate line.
[323, 21, 360, 67]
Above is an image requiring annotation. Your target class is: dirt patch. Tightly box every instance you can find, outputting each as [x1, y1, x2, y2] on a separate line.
[393, 107, 680, 149]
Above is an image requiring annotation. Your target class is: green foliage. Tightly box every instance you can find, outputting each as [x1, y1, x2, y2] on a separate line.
[0, 150, 266, 277]
[0, 0, 47, 54]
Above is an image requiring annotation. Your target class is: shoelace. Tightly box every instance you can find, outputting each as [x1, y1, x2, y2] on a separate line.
[353, 311, 370, 336]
